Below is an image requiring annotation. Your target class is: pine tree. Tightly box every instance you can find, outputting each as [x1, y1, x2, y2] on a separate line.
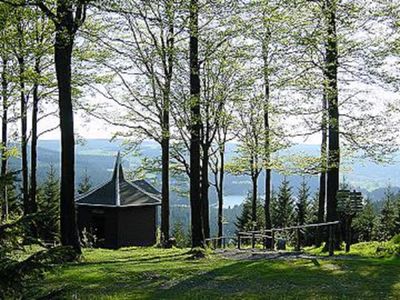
[37, 165, 60, 244]
[376, 188, 397, 241]
[395, 197, 400, 234]
[308, 193, 319, 224]
[353, 198, 376, 242]
[296, 179, 310, 246]
[296, 179, 310, 226]
[305, 192, 320, 246]
[171, 221, 188, 248]
[236, 193, 265, 233]
[78, 169, 92, 195]
[272, 178, 294, 228]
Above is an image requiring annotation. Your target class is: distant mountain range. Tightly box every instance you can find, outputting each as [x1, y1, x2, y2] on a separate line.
[8, 139, 400, 204]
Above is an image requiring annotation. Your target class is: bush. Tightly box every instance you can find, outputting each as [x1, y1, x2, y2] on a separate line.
[0, 214, 79, 298]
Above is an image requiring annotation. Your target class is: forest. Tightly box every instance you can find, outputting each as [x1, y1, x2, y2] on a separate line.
[1, 0, 400, 299]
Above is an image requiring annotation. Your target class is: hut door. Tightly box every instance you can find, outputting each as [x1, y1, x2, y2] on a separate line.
[92, 214, 106, 246]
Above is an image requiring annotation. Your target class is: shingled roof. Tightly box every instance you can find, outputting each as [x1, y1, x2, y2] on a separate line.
[75, 153, 161, 207]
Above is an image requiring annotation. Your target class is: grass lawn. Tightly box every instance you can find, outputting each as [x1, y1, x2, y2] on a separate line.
[31, 246, 400, 300]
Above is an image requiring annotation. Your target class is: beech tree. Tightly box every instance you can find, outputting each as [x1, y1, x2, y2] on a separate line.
[227, 95, 264, 229]
[189, 0, 203, 247]
[80, 0, 183, 247]
[0, 3, 12, 222]
[0, 0, 91, 253]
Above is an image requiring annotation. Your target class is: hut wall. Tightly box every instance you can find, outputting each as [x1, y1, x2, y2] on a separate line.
[77, 206, 119, 249]
[117, 206, 157, 247]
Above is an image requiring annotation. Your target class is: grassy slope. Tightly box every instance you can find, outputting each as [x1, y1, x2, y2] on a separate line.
[33, 246, 400, 300]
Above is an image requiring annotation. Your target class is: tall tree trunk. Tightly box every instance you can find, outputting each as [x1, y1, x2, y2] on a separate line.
[17, 56, 29, 216]
[189, 0, 204, 248]
[54, 10, 81, 253]
[217, 146, 225, 243]
[262, 32, 272, 232]
[324, 0, 339, 240]
[160, 135, 170, 245]
[251, 157, 258, 229]
[30, 60, 40, 217]
[316, 94, 327, 246]
[201, 143, 210, 239]
[160, 2, 174, 247]
[1, 58, 8, 222]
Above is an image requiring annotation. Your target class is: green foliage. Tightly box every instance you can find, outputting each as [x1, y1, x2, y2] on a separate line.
[0, 212, 76, 298]
[376, 189, 398, 241]
[171, 220, 189, 248]
[295, 178, 310, 226]
[77, 168, 92, 194]
[353, 198, 376, 242]
[235, 193, 265, 233]
[36, 165, 59, 244]
[308, 192, 319, 224]
[272, 177, 295, 228]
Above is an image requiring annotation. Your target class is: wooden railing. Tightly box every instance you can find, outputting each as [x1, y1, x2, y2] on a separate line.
[236, 221, 340, 256]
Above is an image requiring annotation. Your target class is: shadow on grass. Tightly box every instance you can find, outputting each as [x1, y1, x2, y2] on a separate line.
[76, 251, 189, 266]
[151, 257, 400, 299]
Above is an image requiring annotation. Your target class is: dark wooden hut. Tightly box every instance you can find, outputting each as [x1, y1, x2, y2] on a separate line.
[75, 153, 161, 249]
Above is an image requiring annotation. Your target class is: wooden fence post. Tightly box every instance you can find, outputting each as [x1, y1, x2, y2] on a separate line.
[271, 230, 275, 251]
[237, 234, 241, 250]
[328, 224, 334, 256]
[295, 228, 301, 252]
[252, 233, 256, 249]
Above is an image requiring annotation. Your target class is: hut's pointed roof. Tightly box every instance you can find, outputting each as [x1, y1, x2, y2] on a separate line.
[75, 152, 161, 207]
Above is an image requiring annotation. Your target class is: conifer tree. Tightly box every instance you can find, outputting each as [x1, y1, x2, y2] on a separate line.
[37, 165, 60, 244]
[377, 189, 398, 241]
[353, 198, 376, 242]
[395, 199, 400, 235]
[236, 193, 265, 233]
[272, 178, 294, 228]
[77, 169, 92, 195]
[295, 179, 310, 245]
[171, 221, 188, 248]
[296, 179, 310, 226]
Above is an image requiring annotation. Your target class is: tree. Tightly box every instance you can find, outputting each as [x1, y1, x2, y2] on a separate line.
[0, 4, 11, 222]
[295, 179, 311, 248]
[323, 0, 340, 234]
[37, 165, 60, 244]
[77, 168, 92, 195]
[189, 0, 203, 248]
[12, 8, 31, 216]
[1, 0, 92, 254]
[395, 198, 400, 235]
[29, 10, 56, 222]
[84, 0, 183, 248]
[209, 110, 235, 244]
[272, 177, 294, 229]
[353, 198, 376, 242]
[376, 188, 398, 241]
[235, 193, 265, 234]
[227, 94, 264, 229]
[316, 95, 328, 246]
[171, 220, 188, 248]
[296, 178, 310, 226]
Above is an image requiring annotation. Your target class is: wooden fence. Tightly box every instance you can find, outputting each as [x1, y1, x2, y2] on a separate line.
[237, 221, 340, 256]
[206, 221, 340, 256]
